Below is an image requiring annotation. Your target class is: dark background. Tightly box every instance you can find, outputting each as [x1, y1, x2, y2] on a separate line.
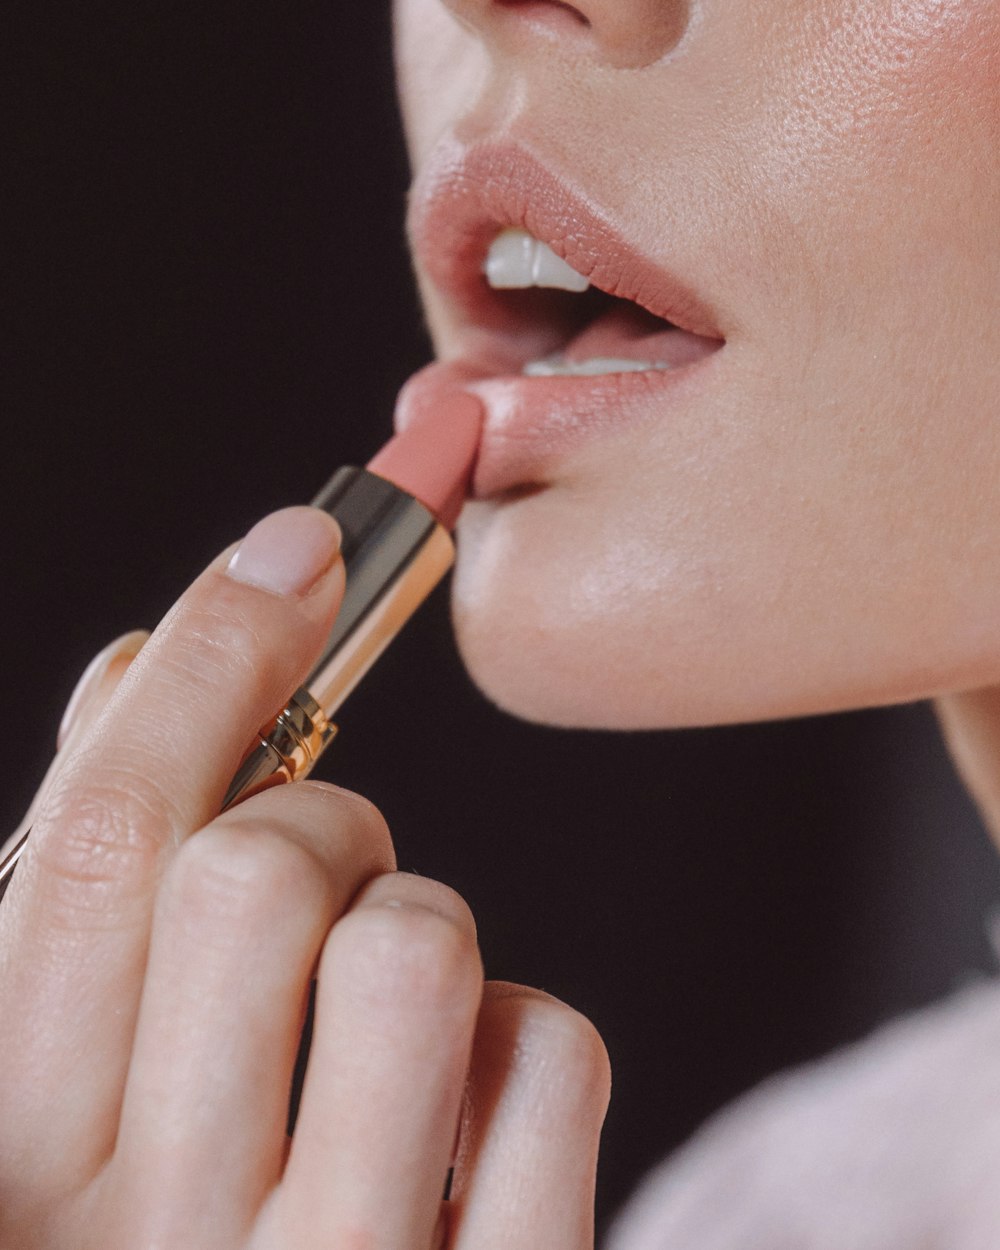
[6, 2, 1000, 1236]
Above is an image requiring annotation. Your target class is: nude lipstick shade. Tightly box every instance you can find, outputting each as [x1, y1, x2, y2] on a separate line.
[0, 394, 482, 897]
[222, 394, 481, 808]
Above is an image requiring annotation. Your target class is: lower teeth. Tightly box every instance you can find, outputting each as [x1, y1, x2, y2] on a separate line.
[522, 354, 673, 378]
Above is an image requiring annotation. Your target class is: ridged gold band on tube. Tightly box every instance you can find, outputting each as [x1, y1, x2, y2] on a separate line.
[222, 687, 338, 809]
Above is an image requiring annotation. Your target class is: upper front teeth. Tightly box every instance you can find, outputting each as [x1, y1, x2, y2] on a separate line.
[485, 229, 590, 293]
[523, 354, 672, 378]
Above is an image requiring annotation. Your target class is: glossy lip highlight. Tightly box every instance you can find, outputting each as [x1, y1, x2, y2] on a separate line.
[404, 137, 728, 498]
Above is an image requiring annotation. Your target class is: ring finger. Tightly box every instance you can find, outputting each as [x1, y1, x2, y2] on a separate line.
[448, 984, 611, 1250]
[272, 871, 483, 1249]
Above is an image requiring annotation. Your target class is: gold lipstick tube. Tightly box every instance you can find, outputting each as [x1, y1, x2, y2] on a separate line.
[0, 467, 454, 898]
[223, 466, 454, 807]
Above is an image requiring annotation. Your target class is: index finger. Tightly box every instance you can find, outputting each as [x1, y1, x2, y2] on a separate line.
[0, 505, 344, 1177]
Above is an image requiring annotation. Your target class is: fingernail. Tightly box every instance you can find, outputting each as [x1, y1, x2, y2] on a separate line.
[58, 629, 148, 749]
[226, 507, 342, 596]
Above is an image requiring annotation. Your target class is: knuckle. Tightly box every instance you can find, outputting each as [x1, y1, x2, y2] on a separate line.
[163, 602, 270, 697]
[31, 769, 165, 916]
[227, 782, 396, 875]
[294, 782, 396, 869]
[324, 902, 480, 1007]
[495, 991, 612, 1112]
[165, 823, 328, 939]
[357, 872, 476, 935]
[545, 1004, 612, 1099]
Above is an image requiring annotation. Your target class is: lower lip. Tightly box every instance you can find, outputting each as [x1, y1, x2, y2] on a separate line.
[396, 353, 723, 500]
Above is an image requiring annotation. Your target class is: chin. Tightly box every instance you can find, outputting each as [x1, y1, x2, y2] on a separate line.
[449, 498, 679, 729]
[450, 598, 664, 730]
[448, 494, 787, 731]
[449, 492, 1000, 733]
[449, 573, 946, 731]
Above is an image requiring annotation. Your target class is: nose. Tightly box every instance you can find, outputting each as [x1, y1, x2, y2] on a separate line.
[441, 0, 690, 70]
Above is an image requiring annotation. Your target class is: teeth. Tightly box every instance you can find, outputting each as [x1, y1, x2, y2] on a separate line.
[530, 238, 590, 292]
[523, 355, 673, 378]
[485, 228, 590, 293]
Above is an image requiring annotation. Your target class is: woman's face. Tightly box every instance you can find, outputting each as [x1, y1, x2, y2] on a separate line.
[393, 0, 1000, 728]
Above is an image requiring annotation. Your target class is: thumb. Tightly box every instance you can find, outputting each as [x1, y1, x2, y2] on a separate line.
[935, 687, 1000, 848]
[3, 630, 149, 857]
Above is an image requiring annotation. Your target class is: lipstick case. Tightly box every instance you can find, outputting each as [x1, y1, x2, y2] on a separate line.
[223, 466, 454, 807]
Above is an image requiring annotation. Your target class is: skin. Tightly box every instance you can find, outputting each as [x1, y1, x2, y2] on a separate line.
[395, 0, 1000, 729]
[0, 511, 609, 1249]
[2, 2, 997, 1246]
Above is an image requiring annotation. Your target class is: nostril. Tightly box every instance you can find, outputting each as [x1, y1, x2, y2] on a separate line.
[491, 0, 688, 70]
[495, 0, 591, 30]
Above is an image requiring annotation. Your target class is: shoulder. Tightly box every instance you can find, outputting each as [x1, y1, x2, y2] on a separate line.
[606, 980, 1000, 1250]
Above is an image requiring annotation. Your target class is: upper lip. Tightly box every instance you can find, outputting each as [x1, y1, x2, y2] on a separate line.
[407, 137, 725, 374]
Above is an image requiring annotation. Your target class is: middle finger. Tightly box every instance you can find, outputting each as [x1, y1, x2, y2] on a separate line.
[106, 782, 393, 1246]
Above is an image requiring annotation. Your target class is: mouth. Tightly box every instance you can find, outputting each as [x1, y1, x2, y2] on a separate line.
[405, 140, 727, 496]
[485, 235, 722, 378]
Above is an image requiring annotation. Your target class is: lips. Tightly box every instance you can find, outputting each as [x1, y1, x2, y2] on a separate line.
[404, 138, 726, 497]
[558, 299, 721, 372]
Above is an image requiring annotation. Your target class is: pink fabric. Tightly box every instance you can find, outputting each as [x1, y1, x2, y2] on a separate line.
[607, 982, 1000, 1250]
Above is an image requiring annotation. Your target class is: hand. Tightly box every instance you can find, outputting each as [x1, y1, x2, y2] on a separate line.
[0, 506, 610, 1249]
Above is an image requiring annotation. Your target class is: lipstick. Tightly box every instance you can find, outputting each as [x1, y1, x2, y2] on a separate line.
[0, 393, 482, 895]
[223, 394, 480, 808]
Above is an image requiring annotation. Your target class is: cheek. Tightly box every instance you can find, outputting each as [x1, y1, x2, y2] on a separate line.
[772, 0, 1000, 140]
[850, 0, 1000, 106]
[753, 0, 1000, 228]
